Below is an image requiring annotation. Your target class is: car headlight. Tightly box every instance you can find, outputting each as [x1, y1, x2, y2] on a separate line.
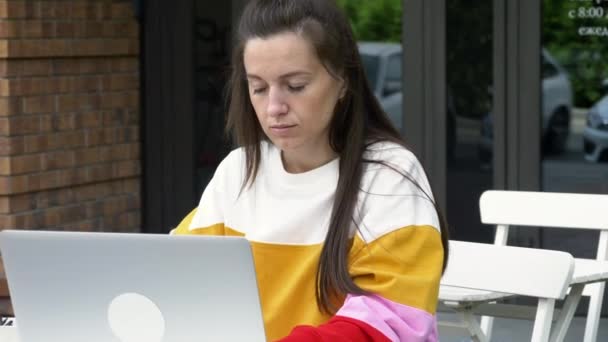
[587, 108, 608, 130]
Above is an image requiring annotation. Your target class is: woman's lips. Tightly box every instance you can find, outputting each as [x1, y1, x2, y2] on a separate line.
[270, 124, 296, 135]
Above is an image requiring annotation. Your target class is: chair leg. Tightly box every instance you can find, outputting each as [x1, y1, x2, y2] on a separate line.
[584, 282, 606, 342]
[550, 283, 584, 342]
[531, 298, 555, 342]
[480, 313, 494, 341]
[456, 310, 489, 342]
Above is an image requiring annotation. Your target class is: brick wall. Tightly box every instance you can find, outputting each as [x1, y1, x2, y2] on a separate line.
[0, 0, 141, 315]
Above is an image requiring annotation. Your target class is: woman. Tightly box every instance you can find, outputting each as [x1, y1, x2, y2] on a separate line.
[172, 0, 449, 340]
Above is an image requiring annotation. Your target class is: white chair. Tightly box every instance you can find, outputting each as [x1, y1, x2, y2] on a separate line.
[440, 190, 608, 342]
[441, 240, 575, 342]
[0, 325, 18, 342]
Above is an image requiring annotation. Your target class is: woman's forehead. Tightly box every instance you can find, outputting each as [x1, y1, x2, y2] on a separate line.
[243, 32, 321, 77]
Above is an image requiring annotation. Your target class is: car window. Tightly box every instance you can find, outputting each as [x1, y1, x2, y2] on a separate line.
[542, 55, 559, 79]
[384, 53, 402, 96]
[360, 53, 380, 91]
[386, 53, 402, 82]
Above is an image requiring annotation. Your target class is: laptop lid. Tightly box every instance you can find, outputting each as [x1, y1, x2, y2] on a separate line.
[0, 230, 266, 342]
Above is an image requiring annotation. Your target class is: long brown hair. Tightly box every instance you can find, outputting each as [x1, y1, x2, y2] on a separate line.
[226, 0, 449, 314]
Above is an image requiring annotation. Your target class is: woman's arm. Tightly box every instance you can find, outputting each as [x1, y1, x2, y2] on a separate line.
[278, 148, 444, 342]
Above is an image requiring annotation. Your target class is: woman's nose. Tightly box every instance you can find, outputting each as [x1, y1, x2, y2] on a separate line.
[267, 87, 288, 117]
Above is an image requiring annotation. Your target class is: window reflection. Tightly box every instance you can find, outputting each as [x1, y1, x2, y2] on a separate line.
[446, 0, 494, 243]
[541, 1, 608, 265]
[338, 0, 403, 133]
[542, 0, 608, 196]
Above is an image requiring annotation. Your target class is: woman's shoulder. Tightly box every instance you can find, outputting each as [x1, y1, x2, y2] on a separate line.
[363, 140, 421, 174]
[213, 141, 274, 180]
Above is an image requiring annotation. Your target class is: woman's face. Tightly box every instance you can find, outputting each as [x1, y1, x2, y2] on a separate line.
[243, 31, 344, 162]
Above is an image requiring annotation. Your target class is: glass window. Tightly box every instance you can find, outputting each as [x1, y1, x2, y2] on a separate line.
[541, 1, 608, 257]
[360, 54, 380, 91]
[338, 0, 403, 133]
[542, 54, 560, 79]
[383, 53, 402, 96]
[446, 0, 494, 243]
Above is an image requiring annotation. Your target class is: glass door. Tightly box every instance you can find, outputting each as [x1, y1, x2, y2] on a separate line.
[446, 1, 495, 242]
[541, 0, 608, 256]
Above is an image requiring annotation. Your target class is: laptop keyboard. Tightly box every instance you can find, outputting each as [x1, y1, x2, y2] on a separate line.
[1, 317, 14, 326]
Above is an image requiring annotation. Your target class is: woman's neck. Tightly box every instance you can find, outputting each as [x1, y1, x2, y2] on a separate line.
[280, 146, 338, 173]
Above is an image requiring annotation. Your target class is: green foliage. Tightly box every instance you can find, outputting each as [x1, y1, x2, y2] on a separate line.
[543, 0, 608, 107]
[336, 0, 402, 42]
[337, 0, 608, 110]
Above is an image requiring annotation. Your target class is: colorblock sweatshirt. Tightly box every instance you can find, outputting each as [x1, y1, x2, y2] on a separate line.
[172, 141, 444, 341]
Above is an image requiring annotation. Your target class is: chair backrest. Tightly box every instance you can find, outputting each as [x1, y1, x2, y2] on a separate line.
[442, 240, 575, 299]
[479, 190, 608, 262]
[480, 190, 608, 230]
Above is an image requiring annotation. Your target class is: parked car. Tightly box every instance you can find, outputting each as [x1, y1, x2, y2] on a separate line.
[478, 49, 573, 164]
[358, 42, 404, 131]
[358, 42, 457, 158]
[583, 94, 608, 162]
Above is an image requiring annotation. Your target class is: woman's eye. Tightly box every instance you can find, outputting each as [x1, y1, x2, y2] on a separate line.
[288, 85, 306, 93]
[252, 87, 267, 95]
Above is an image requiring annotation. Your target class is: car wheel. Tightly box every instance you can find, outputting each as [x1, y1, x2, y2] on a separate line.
[543, 107, 570, 155]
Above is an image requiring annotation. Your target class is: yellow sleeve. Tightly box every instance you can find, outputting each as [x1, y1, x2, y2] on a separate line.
[349, 225, 444, 314]
[170, 208, 198, 235]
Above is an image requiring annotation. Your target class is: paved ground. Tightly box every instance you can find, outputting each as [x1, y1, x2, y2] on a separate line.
[438, 311, 608, 341]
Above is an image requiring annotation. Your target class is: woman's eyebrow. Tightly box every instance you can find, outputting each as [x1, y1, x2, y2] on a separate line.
[246, 71, 312, 81]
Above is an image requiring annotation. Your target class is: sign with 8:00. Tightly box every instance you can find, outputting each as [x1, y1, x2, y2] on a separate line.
[567, 0, 608, 36]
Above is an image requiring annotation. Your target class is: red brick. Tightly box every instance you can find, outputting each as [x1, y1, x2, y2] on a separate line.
[89, 163, 112, 182]
[111, 3, 133, 19]
[57, 94, 77, 112]
[0, 136, 23, 155]
[0, 97, 22, 115]
[8, 194, 32, 212]
[0, 175, 28, 195]
[37, 1, 75, 19]
[0, 196, 7, 213]
[74, 147, 100, 166]
[21, 60, 52, 76]
[57, 93, 92, 112]
[102, 74, 138, 91]
[21, 20, 48, 38]
[0, 156, 8, 175]
[45, 131, 84, 150]
[72, 76, 101, 92]
[7, 116, 42, 135]
[85, 128, 104, 146]
[51, 113, 76, 131]
[4, 1, 27, 19]
[57, 168, 78, 187]
[84, 22, 104, 38]
[110, 58, 138, 72]
[23, 95, 55, 114]
[0, 118, 9, 135]
[39, 114, 52, 132]
[113, 160, 140, 178]
[0, 60, 13, 77]
[10, 154, 41, 174]
[23, 134, 49, 153]
[56, 22, 76, 38]
[0, 21, 19, 38]
[75, 111, 102, 128]
[41, 150, 74, 170]
[54, 59, 109, 76]
[0, 2, 8, 19]
[38, 170, 60, 190]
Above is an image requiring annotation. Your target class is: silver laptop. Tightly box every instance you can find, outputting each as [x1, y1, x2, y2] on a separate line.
[0, 230, 267, 342]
